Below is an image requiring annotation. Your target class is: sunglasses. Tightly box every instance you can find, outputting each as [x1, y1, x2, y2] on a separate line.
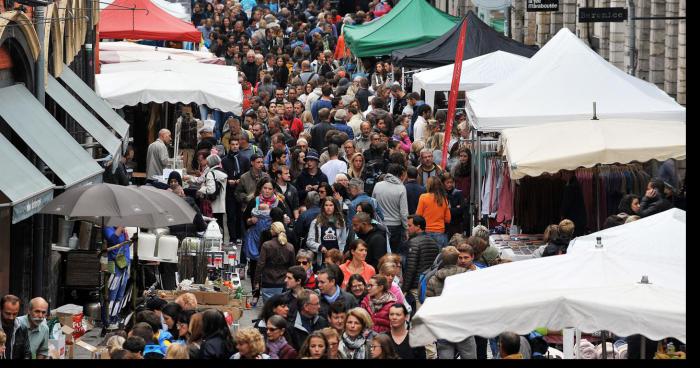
[297, 260, 309, 265]
[267, 327, 280, 332]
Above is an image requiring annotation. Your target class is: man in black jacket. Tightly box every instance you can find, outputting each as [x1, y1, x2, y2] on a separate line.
[638, 178, 673, 218]
[1, 294, 32, 359]
[317, 268, 358, 318]
[221, 136, 250, 243]
[241, 50, 260, 85]
[288, 290, 329, 350]
[404, 166, 426, 215]
[355, 77, 371, 111]
[402, 215, 440, 298]
[293, 150, 329, 204]
[309, 108, 338, 153]
[352, 212, 388, 270]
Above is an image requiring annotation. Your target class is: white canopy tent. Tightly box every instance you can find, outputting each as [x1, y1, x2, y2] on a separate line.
[99, 42, 223, 65]
[96, 60, 242, 114]
[466, 28, 686, 132]
[412, 51, 528, 109]
[500, 119, 686, 180]
[410, 208, 686, 347]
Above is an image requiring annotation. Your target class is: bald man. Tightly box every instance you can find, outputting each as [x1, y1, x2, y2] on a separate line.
[16, 297, 49, 359]
[146, 129, 172, 180]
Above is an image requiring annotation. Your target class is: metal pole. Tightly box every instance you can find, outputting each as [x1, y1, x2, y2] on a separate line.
[601, 330, 607, 359]
[35, 5, 46, 103]
[627, 0, 637, 75]
[32, 4, 47, 298]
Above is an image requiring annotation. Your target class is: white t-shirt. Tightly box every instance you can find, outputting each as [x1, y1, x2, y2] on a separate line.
[414, 116, 427, 142]
[321, 159, 348, 185]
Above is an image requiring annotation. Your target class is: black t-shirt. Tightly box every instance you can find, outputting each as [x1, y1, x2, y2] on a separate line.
[390, 332, 427, 359]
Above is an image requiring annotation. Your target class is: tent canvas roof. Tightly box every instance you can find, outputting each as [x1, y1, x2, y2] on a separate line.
[392, 11, 538, 68]
[343, 0, 459, 58]
[501, 118, 686, 179]
[467, 28, 686, 132]
[100, 0, 201, 43]
[412, 51, 529, 109]
[410, 210, 686, 346]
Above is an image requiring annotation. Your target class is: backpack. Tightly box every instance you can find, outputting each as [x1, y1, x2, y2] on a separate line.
[204, 168, 225, 201]
[418, 254, 443, 303]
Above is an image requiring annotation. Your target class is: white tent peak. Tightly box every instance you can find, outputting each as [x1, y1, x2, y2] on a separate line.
[467, 28, 686, 131]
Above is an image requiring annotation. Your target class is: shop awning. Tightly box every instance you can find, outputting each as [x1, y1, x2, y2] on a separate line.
[0, 134, 55, 224]
[58, 64, 129, 139]
[0, 84, 104, 189]
[46, 75, 121, 156]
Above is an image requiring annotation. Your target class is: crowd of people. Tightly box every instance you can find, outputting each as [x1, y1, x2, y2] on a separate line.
[1, 0, 686, 361]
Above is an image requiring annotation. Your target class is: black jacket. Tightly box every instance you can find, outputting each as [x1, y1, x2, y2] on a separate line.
[309, 121, 338, 153]
[221, 151, 250, 202]
[294, 170, 329, 204]
[638, 195, 673, 218]
[356, 87, 371, 111]
[404, 180, 425, 215]
[403, 233, 440, 290]
[287, 312, 329, 351]
[2, 320, 31, 359]
[192, 137, 219, 169]
[274, 182, 300, 220]
[358, 224, 388, 270]
[198, 335, 235, 359]
[446, 188, 468, 237]
[241, 61, 260, 85]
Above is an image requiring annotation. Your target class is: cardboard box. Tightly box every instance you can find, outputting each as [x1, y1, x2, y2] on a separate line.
[202, 291, 229, 305]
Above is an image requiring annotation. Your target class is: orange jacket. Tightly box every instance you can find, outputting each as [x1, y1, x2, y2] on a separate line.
[416, 193, 451, 233]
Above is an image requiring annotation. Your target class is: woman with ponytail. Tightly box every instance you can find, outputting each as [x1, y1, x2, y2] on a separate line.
[255, 221, 296, 303]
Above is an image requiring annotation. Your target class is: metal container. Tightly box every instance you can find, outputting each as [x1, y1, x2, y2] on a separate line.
[84, 302, 101, 322]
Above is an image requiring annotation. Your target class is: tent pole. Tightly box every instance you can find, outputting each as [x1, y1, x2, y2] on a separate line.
[563, 327, 575, 359]
[640, 336, 646, 359]
[595, 168, 600, 230]
[601, 330, 607, 359]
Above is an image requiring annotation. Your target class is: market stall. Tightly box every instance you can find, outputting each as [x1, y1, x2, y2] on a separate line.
[99, 41, 224, 65]
[342, 0, 459, 58]
[95, 60, 242, 114]
[392, 11, 538, 69]
[99, 0, 201, 43]
[410, 209, 686, 349]
[412, 50, 528, 111]
[465, 28, 686, 231]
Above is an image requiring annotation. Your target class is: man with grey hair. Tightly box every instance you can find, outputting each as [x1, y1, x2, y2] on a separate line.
[146, 128, 172, 181]
[16, 297, 49, 359]
[294, 191, 321, 250]
[288, 289, 328, 350]
[354, 121, 372, 153]
[416, 148, 444, 186]
[241, 50, 259, 84]
[348, 178, 384, 222]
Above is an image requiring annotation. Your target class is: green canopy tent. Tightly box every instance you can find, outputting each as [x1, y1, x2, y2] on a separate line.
[343, 0, 460, 58]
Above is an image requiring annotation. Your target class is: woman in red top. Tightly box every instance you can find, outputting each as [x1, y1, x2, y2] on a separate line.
[339, 239, 376, 289]
[416, 176, 451, 248]
[360, 275, 397, 334]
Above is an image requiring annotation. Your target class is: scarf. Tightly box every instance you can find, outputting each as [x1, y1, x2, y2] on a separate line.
[323, 285, 342, 304]
[266, 337, 289, 359]
[341, 330, 370, 359]
[369, 292, 396, 314]
[258, 193, 279, 208]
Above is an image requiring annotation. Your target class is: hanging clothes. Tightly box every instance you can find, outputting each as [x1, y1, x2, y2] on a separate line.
[496, 165, 513, 223]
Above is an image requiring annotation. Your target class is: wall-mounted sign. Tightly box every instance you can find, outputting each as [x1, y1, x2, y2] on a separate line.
[527, 0, 559, 12]
[578, 7, 629, 22]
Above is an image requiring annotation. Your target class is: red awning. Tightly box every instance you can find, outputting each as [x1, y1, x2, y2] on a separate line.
[99, 0, 201, 43]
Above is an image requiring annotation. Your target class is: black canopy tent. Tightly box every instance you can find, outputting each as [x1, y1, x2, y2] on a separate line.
[391, 11, 539, 69]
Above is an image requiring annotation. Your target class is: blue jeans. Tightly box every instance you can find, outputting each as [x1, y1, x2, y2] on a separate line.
[261, 287, 284, 304]
[426, 232, 449, 248]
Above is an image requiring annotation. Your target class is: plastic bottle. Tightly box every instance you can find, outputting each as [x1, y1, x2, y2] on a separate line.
[667, 342, 675, 354]
[68, 233, 79, 249]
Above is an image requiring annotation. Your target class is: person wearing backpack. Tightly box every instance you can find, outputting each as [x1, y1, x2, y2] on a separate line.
[402, 215, 439, 309]
[198, 154, 228, 231]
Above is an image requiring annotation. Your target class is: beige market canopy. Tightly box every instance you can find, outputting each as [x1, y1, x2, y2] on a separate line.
[500, 119, 686, 180]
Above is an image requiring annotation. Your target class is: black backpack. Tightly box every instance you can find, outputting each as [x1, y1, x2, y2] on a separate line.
[204, 168, 225, 201]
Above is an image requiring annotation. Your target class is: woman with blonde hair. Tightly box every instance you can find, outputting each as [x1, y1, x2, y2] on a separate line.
[347, 152, 366, 179]
[255, 221, 296, 303]
[231, 327, 270, 359]
[298, 331, 329, 359]
[257, 106, 270, 126]
[416, 176, 451, 248]
[301, 110, 314, 133]
[320, 327, 345, 359]
[339, 307, 376, 359]
[166, 343, 190, 359]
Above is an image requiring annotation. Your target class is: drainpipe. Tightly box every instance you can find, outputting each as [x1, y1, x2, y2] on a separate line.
[628, 0, 637, 75]
[34, 4, 47, 297]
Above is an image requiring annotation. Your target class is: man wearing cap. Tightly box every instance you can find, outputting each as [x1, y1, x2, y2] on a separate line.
[294, 150, 329, 204]
[146, 129, 173, 182]
[332, 109, 354, 139]
[191, 120, 218, 170]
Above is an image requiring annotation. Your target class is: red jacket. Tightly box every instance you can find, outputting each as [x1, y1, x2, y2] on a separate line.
[360, 294, 396, 334]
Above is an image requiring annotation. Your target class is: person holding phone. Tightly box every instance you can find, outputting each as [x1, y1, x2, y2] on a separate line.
[638, 178, 673, 218]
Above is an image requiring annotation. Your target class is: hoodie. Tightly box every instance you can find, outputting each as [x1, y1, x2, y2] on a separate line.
[371, 174, 408, 228]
